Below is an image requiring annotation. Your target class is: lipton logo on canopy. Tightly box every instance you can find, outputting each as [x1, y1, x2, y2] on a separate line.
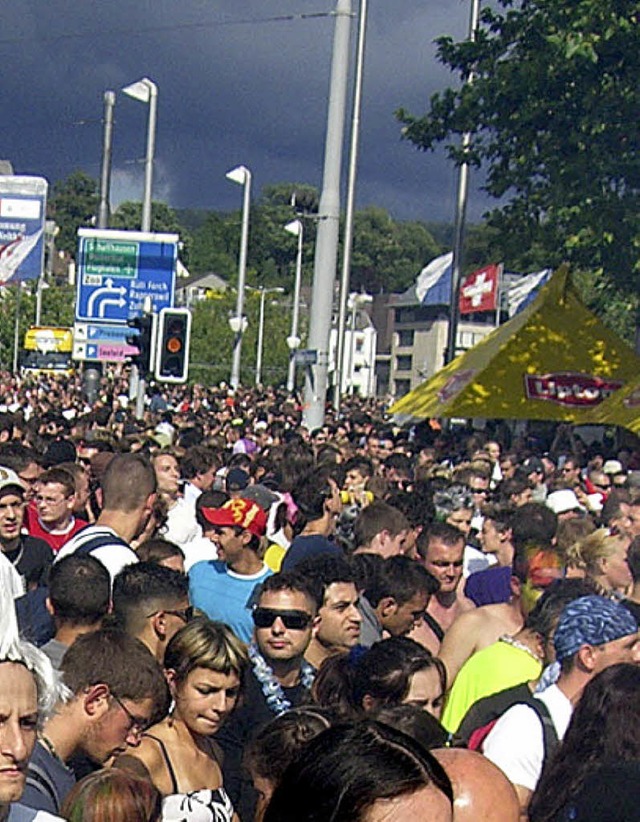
[524, 373, 623, 407]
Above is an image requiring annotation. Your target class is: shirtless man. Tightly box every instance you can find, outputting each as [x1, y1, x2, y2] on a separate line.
[438, 555, 531, 689]
[432, 748, 519, 822]
[409, 523, 475, 656]
[439, 502, 563, 686]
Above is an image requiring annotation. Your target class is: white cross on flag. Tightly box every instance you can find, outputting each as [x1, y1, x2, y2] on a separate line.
[459, 264, 500, 314]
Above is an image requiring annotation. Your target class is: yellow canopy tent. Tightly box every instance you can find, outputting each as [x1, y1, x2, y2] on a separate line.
[389, 267, 640, 423]
[585, 376, 640, 435]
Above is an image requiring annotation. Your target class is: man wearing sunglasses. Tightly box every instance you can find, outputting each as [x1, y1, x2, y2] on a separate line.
[216, 572, 320, 821]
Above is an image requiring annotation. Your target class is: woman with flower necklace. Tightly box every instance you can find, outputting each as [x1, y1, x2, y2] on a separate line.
[115, 618, 247, 822]
[216, 573, 320, 821]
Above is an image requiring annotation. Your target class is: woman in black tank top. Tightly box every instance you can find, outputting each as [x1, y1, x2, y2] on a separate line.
[114, 618, 248, 822]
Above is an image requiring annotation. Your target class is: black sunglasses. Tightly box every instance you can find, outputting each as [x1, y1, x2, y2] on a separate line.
[146, 606, 194, 623]
[253, 607, 312, 631]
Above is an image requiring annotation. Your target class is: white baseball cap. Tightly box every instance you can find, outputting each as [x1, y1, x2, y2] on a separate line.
[546, 489, 585, 515]
[0, 467, 25, 496]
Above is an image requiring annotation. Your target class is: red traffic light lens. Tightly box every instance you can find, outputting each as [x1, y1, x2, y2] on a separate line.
[166, 337, 182, 354]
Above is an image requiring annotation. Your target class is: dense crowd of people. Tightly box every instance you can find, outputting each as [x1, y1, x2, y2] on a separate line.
[1, 370, 640, 821]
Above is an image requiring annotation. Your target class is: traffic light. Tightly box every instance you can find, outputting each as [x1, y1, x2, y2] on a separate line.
[154, 308, 191, 383]
[126, 313, 157, 375]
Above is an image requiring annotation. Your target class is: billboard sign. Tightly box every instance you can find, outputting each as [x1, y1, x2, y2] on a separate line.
[0, 175, 48, 283]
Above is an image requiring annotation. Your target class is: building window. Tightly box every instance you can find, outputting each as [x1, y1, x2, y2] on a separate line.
[397, 329, 414, 347]
[395, 379, 411, 397]
[395, 308, 416, 324]
[396, 355, 412, 371]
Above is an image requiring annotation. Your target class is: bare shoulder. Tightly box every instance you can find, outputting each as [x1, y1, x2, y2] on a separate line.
[457, 592, 477, 613]
[449, 607, 485, 630]
[114, 733, 168, 785]
[477, 602, 517, 628]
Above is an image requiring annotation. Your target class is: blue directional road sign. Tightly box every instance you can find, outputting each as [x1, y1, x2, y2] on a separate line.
[75, 229, 178, 323]
[73, 322, 139, 363]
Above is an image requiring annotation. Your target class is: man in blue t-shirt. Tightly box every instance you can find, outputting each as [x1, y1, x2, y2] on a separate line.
[189, 498, 272, 641]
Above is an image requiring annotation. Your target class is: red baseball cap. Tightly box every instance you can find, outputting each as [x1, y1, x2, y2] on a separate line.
[201, 498, 267, 538]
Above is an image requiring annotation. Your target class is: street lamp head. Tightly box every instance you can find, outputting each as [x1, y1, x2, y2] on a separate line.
[122, 77, 157, 103]
[228, 315, 248, 334]
[226, 165, 251, 186]
[284, 219, 303, 238]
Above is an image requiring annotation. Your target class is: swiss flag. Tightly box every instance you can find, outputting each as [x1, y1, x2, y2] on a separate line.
[459, 264, 500, 314]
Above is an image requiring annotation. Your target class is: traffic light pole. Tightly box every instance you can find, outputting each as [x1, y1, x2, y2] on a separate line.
[135, 297, 154, 420]
[135, 372, 146, 420]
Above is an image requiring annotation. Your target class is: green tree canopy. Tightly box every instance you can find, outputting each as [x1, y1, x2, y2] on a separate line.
[349, 207, 441, 292]
[110, 201, 192, 264]
[189, 289, 297, 387]
[48, 170, 98, 257]
[397, 0, 640, 291]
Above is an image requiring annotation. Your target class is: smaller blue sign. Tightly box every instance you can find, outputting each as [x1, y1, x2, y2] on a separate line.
[86, 324, 130, 341]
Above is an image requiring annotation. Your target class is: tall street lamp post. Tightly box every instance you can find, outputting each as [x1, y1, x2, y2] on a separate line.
[226, 165, 252, 390]
[284, 219, 304, 393]
[97, 90, 116, 229]
[303, 0, 353, 429]
[122, 77, 158, 232]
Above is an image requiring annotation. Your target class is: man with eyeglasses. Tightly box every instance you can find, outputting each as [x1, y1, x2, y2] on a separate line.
[0, 443, 43, 503]
[216, 572, 320, 821]
[112, 561, 191, 662]
[22, 629, 168, 815]
[27, 468, 87, 554]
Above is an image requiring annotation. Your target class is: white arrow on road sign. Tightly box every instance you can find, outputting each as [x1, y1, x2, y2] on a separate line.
[87, 278, 127, 317]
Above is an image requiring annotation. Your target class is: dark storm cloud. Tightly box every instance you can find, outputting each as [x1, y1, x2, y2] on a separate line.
[1, 1, 491, 223]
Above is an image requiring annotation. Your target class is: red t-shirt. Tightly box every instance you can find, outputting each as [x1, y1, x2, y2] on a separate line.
[24, 506, 88, 554]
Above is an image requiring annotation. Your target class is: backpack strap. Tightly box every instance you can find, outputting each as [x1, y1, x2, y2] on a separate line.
[25, 763, 62, 811]
[520, 695, 559, 764]
[69, 529, 131, 557]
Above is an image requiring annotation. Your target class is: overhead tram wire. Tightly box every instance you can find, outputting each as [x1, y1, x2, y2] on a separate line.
[0, 11, 333, 47]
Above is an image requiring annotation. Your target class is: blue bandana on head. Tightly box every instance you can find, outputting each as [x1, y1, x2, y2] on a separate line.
[553, 595, 638, 663]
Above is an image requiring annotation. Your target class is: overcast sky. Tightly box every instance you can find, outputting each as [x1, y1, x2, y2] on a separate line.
[1, 1, 491, 224]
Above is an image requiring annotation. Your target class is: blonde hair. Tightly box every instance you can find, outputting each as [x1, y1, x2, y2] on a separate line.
[163, 617, 248, 684]
[556, 517, 597, 565]
[566, 527, 625, 577]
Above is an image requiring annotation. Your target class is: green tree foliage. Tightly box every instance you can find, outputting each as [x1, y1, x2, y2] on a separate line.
[48, 171, 99, 257]
[348, 207, 441, 292]
[397, 0, 640, 292]
[188, 212, 238, 282]
[189, 289, 299, 387]
[0, 283, 76, 369]
[188, 182, 319, 292]
[110, 201, 192, 264]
